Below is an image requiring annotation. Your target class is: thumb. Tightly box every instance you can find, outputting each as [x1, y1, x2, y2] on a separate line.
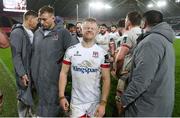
[65, 101, 69, 108]
[94, 108, 99, 117]
[26, 77, 29, 81]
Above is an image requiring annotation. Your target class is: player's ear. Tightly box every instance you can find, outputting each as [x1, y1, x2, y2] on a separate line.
[52, 16, 55, 21]
[140, 19, 146, 29]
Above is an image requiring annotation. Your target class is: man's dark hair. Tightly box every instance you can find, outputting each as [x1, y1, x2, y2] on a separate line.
[127, 11, 142, 26]
[100, 24, 107, 28]
[67, 23, 75, 30]
[143, 10, 163, 26]
[118, 19, 125, 27]
[23, 10, 38, 21]
[111, 25, 117, 28]
[39, 6, 54, 15]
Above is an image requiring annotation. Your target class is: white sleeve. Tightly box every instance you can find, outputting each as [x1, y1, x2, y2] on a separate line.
[100, 51, 110, 68]
[63, 48, 71, 65]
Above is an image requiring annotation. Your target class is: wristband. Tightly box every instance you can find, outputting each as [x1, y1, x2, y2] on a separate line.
[59, 96, 65, 101]
[100, 100, 107, 106]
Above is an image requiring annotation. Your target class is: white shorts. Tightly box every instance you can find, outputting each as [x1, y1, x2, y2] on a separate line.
[70, 102, 99, 117]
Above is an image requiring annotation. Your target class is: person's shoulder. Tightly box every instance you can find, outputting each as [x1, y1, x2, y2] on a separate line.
[67, 43, 80, 50]
[127, 27, 141, 36]
[34, 28, 43, 35]
[11, 24, 24, 34]
[10, 27, 24, 38]
[137, 33, 159, 50]
[94, 44, 107, 54]
[56, 27, 68, 33]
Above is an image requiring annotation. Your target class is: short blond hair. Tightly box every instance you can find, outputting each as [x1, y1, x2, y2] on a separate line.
[39, 6, 54, 16]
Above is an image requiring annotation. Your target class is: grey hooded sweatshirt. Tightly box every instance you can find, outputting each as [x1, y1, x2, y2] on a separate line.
[121, 22, 175, 117]
[31, 24, 76, 116]
[10, 24, 34, 106]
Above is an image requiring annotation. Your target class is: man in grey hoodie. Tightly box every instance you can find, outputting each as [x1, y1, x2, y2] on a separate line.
[118, 10, 175, 116]
[31, 6, 76, 116]
[10, 10, 38, 117]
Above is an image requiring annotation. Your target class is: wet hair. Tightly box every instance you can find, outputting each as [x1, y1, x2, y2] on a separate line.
[83, 18, 97, 24]
[39, 6, 54, 16]
[111, 25, 117, 28]
[127, 11, 142, 26]
[67, 23, 75, 30]
[76, 21, 82, 26]
[23, 10, 38, 21]
[143, 10, 163, 26]
[100, 24, 107, 28]
[118, 19, 125, 27]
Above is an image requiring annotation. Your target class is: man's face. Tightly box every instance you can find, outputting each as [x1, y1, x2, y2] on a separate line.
[76, 22, 82, 37]
[111, 26, 117, 33]
[140, 18, 146, 29]
[29, 16, 38, 30]
[69, 26, 76, 33]
[82, 21, 98, 42]
[125, 16, 130, 30]
[39, 12, 55, 30]
[99, 26, 107, 35]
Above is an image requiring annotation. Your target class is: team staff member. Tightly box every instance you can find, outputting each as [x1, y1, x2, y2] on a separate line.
[10, 10, 38, 117]
[59, 18, 110, 117]
[31, 6, 76, 116]
[119, 10, 175, 117]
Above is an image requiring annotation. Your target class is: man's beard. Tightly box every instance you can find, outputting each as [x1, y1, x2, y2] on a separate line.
[77, 32, 83, 37]
[100, 31, 106, 35]
[43, 26, 49, 30]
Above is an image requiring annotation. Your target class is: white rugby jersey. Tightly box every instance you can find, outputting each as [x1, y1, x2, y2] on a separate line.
[63, 43, 110, 105]
[95, 32, 109, 51]
[121, 26, 142, 72]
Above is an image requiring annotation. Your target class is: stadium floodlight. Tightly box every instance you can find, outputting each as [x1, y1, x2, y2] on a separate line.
[157, 1, 167, 7]
[88, 2, 111, 17]
[175, 0, 180, 3]
[104, 4, 112, 9]
[89, 2, 112, 10]
[147, 3, 154, 8]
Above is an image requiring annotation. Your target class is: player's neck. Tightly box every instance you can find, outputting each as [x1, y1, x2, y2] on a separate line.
[23, 23, 31, 30]
[81, 40, 95, 48]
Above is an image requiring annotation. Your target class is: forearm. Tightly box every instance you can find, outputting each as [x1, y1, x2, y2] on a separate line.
[101, 76, 110, 102]
[59, 73, 68, 97]
[115, 59, 124, 76]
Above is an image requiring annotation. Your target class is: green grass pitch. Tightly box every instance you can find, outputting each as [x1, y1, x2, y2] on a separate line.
[0, 39, 180, 116]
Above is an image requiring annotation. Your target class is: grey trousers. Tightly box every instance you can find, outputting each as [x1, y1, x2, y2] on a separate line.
[17, 100, 33, 117]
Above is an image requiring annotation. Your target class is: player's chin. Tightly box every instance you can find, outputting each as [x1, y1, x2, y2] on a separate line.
[83, 36, 94, 42]
[84, 35, 94, 40]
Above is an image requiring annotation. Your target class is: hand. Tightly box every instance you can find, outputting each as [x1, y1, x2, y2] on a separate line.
[59, 97, 69, 112]
[94, 104, 106, 117]
[111, 69, 117, 79]
[115, 96, 125, 115]
[109, 56, 114, 62]
[21, 74, 29, 86]
[116, 101, 125, 116]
